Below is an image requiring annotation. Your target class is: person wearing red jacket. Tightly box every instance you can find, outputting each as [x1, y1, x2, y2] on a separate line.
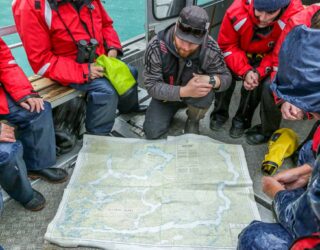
[210, 0, 303, 142]
[12, 0, 144, 136]
[0, 38, 67, 193]
[252, 5, 320, 142]
[238, 17, 320, 250]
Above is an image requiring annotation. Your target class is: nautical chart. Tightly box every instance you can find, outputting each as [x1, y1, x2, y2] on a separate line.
[45, 134, 260, 249]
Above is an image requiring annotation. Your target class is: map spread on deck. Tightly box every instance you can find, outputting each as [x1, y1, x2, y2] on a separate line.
[45, 134, 260, 249]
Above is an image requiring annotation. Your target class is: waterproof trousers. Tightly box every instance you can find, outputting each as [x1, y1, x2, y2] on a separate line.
[0, 141, 34, 215]
[298, 140, 316, 167]
[70, 65, 139, 135]
[238, 157, 320, 250]
[143, 91, 214, 139]
[0, 97, 56, 171]
[212, 77, 281, 135]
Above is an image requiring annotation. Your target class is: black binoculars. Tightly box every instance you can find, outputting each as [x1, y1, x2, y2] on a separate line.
[76, 38, 99, 64]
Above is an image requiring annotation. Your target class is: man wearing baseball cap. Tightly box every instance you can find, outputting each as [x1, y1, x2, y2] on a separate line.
[143, 5, 231, 139]
[210, 0, 303, 143]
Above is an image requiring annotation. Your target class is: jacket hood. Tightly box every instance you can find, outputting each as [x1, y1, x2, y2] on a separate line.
[270, 25, 320, 113]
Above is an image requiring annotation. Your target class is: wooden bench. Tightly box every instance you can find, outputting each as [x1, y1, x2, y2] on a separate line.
[28, 75, 82, 108]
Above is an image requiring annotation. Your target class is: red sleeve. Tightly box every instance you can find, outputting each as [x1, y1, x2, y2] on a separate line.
[0, 38, 36, 102]
[12, 0, 90, 85]
[312, 125, 320, 153]
[97, 1, 122, 54]
[217, 13, 252, 77]
[271, 19, 295, 80]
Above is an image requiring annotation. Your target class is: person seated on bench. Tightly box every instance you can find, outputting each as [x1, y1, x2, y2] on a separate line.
[237, 19, 320, 250]
[12, 0, 145, 136]
[0, 123, 45, 212]
[0, 38, 67, 183]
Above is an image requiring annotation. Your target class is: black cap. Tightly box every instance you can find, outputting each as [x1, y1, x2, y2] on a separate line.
[175, 6, 209, 45]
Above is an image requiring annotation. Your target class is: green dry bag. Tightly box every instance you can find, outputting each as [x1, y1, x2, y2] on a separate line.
[96, 55, 136, 96]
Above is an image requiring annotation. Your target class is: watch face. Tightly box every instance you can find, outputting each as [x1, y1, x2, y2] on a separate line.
[210, 76, 216, 86]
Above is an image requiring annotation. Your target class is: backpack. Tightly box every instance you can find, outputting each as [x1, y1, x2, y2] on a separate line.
[290, 233, 320, 250]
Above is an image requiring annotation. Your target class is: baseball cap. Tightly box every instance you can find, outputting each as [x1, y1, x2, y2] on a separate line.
[175, 6, 210, 45]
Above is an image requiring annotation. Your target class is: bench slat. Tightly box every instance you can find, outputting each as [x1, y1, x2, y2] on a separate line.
[38, 84, 77, 103]
[30, 77, 56, 92]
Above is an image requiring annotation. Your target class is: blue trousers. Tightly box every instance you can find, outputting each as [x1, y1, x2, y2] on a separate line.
[0, 97, 56, 170]
[70, 65, 139, 135]
[238, 157, 320, 250]
[237, 221, 293, 250]
[298, 140, 316, 167]
[0, 142, 34, 215]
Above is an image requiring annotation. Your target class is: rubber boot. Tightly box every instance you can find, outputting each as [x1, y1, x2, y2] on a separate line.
[185, 105, 208, 134]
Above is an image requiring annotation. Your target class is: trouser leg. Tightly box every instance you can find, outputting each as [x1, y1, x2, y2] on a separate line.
[260, 79, 282, 135]
[273, 188, 318, 237]
[0, 97, 56, 170]
[298, 140, 316, 166]
[232, 78, 265, 129]
[71, 77, 118, 135]
[0, 142, 33, 205]
[0, 190, 3, 216]
[237, 221, 293, 250]
[118, 64, 140, 114]
[211, 78, 236, 122]
[143, 99, 184, 139]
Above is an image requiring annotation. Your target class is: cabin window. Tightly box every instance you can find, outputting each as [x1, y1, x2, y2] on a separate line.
[196, 0, 222, 6]
[153, 0, 187, 20]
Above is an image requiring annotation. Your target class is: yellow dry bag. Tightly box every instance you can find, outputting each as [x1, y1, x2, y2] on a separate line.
[262, 128, 299, 175]
[96, 55, 136, 96]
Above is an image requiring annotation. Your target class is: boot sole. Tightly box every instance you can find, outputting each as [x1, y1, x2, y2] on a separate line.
[229, 133, 244, 139]
[28, 173, 68, 184]
[27, 202, 46, 212]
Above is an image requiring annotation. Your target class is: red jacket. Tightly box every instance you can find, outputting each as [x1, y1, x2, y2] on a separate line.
[312, 125, 320, 153]
[12, 0, 122, 85]
[218, 0, 303, 79]
[0, 38, 36, 114]
[271, 4, 320, 80]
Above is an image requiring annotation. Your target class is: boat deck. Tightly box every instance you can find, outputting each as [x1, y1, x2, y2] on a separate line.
[0, 84, 313, 249]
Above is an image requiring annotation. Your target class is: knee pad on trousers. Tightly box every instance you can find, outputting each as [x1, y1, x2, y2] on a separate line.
[86, 90, 118, 134]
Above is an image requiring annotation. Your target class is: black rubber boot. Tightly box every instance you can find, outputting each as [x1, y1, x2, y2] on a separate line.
[21, 189, 46, 211]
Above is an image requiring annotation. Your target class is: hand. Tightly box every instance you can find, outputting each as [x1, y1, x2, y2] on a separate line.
[281, 102, 304, 120]
[180, 75, 212, 98]
[243, 70, 259, 91]
[262, 176, 285, 199]
[107, 49, 118, 58]
[89, 63, 104, 80]
[0, 123, 16, 143]
[273, 164, 312, 189]
[20, 97, 44, 113]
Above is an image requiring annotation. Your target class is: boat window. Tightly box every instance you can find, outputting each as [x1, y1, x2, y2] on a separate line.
[153, 0, 186, 20]
[196, 0, 223, 6]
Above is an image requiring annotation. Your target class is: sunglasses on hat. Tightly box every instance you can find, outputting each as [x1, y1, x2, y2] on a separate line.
[177, 21, 207, 38]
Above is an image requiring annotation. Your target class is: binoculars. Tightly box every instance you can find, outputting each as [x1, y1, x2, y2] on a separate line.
[76, 38, 99, 63]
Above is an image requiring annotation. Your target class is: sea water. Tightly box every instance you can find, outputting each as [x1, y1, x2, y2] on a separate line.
[1, 0, 145, 75]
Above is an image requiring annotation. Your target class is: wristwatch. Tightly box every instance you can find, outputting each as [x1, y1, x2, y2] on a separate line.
[209, 75, 217, 89]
